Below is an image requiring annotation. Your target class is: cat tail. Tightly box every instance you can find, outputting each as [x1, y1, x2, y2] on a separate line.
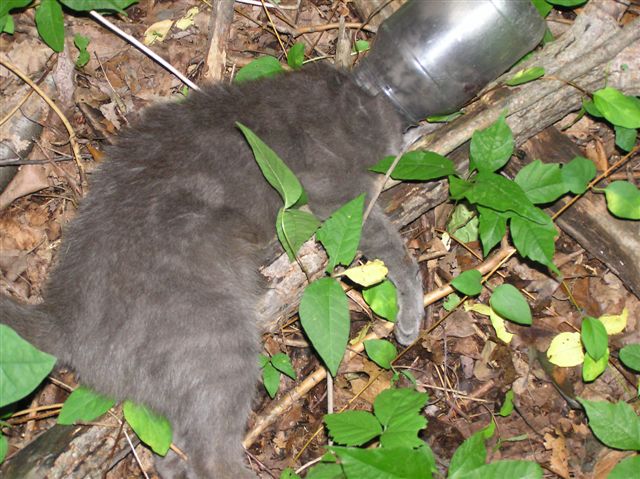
[1, 295, 61, 357]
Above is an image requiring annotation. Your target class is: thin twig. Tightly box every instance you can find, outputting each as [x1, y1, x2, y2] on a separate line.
[0, 58, 86, 188]
[294, 22, 375, 37]
[260, 0, 288, 58]
[552, 143, 640, 221]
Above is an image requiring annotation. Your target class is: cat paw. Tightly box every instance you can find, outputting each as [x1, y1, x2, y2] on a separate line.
[393, 276, 424, 346]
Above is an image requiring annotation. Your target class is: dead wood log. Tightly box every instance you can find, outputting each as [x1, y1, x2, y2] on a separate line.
[204, 0, 235, 82]
[1, 415, 145, 479]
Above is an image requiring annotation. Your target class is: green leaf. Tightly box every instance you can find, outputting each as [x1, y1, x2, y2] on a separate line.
[546, 0, 587, 6]
[531, 0, 553, 17]
[59, 0, 138, 12]
[374, 388, 428, 449]
[299, 278, 350, 377]
[510, 214, 559, 275]
[1, 15, 14, 34]
[447, 203, 478, 244]
[74, 34, 90, 67]
[581, 316, 608, 361]
[583, 99, 604, 118]
[57, 386, 115, 425]
[0, 325, 56, 408]
[287, 42, 305, 70]
[0, 434, 7, 463]
[370, 151, 456, 181]
[619, 344, 640, 372]
[276, 208, 320, 261]
[270, 352, 296, 379]
[515, 160, 567, 204]
[35, 0, 65, 52]
[489, 284, 532, 326]
[456, 460, 543, 479]
[362, 280, 398, 322]
[449, 175, 473, 200]
[279, 467, 302, 479]
[258, 353, 270, 368]
[325, 410, 382, 446]
[330, 446, 434, 479]
[235, 56, 284, 84]
[123, 401, 172, 455]
[426, 111, 463, 123]
[593, 88, 640, 129]
[477, 206, 507, 256]
[448, 429, 487, 479]
[582, 349, 609, 383]
[451, 270, 483, 297]
[316, 195, 364, 272]
[499, 390, 515, 417]
[305, 463, 346, 479]
[578, 398, 640, 450]
[236, 122, 302, 208]
[469, 115, 514, 173]
[443, 293, 462, 311]
[262, 361, 280, 398]
[614, 126, 637, 152]
[0, 0, 32, 17]
[608, 455, 640, 479]
[604, 181, 640, 220]
[464, 172, 543, 224]
[352, 39, 370, 53]
[561, 156, 596, 194]
[506, 67, 545, 86]
[364, 339, 397, 370]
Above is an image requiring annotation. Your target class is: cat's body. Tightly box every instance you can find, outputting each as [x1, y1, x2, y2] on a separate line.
[0, 65, 424, 478]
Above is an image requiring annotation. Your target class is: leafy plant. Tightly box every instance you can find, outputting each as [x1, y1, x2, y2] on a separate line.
[2, 0, 138, 52]
[363, 339, 397, 370]
[57, 386, 115, 425]
[546, 309, 629, 381]
[235, 55, 285, 84]
[312, 398, 543, 479]
[260, 353, 297, 398]
[578, 398, 640, 451]
[450, 269, 483, 297]
[287, 42, 305, 70]
[123, 400, 172, 455]
[73, 33, 90, 67]
[506, 66, 545, 86]
[325, 388, 428, 449]
[0, 323, 173, 463]
[584, 86, 639, 157]
[0, 325, 56, 409]
[237, 124, 399, 378]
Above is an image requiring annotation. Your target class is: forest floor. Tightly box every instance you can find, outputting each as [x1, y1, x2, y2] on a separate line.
[0, 1, 639, 478]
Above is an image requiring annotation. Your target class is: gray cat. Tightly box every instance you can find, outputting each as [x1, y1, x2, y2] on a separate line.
[0, 64, 424, 478]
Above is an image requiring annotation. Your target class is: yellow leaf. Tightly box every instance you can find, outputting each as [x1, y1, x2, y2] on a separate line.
[489, 308, 514, 344]
[343, 260, 388, 287]
[464, 302, 492, 316]
[599, 308, 628, 335]
[465, 303, 512, 343]
[143, 20, 174, 45]
[176, 7, 199, 30]
[547, 332, 584, 367]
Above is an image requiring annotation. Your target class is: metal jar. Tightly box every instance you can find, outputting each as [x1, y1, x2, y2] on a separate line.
[353, 0, 546, 122]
